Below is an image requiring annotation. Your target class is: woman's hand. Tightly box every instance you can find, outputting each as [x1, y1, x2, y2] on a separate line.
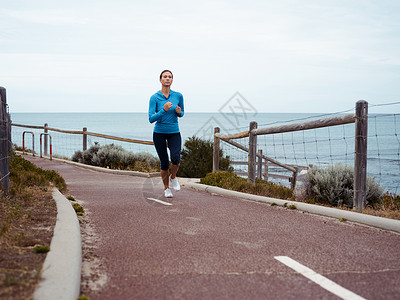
[164, 101, 173, 111]
[175, 105, 181, 115]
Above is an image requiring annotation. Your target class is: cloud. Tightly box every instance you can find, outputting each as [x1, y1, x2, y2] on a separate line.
[1, 8, 87, 25]
[1, 0, 399, 113]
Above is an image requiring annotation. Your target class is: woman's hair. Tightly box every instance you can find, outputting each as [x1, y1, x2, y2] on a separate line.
[160, 70, 173, 79]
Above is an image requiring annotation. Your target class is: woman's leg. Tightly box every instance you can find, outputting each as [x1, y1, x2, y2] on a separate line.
[167, 133, 182, 179]
[160, 169, 170, 189]
[153, 132, 170, 190]
[170, 163, 179, 179]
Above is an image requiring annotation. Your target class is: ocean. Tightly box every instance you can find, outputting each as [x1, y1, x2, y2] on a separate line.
[10, 112, 400, 193]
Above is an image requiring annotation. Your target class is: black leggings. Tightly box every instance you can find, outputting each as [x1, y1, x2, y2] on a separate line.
[153, 132, 182, 170]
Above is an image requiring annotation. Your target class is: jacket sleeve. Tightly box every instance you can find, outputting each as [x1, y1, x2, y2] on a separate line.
[178, 93, 184, 118]
[148, 96, 166, 123]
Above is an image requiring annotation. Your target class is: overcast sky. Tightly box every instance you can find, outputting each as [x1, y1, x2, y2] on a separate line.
[1, 0, 399, 113]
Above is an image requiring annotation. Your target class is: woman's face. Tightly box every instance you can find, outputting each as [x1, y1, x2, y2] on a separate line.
[160, 72, 173, 86]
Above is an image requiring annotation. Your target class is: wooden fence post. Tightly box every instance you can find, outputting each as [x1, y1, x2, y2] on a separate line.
[264, 162, 269, 180]
[290, 168, 298, 190]
[83, 127, 87, 151]
[248, 121, 257, 184]
[354, 100, 368, 210]
[257, 149, 263, 179]
[44, 123, 48, 156]
[213, 127, 220, 172]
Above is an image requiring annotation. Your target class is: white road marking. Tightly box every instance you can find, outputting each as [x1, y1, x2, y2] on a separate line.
[274, 256, 366, 300]
[147, 198, 173, 206]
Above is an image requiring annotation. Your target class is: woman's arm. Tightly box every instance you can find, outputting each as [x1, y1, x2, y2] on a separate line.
[148, 96, 166, 123]
[177, 94, 184, 118]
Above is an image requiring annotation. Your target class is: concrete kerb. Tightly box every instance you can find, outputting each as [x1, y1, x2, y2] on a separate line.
[33, 188, 81, 300]
[181, 180, 400, 234]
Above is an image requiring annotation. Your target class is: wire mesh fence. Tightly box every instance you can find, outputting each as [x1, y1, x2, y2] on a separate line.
[11, 124, 156, 160]
[217, 102, 400, 195]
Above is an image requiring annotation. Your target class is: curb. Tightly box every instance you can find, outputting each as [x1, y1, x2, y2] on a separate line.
[182, 181, 400, 234]
[16, 151, 160, 178]
[33, 188, 82, 300]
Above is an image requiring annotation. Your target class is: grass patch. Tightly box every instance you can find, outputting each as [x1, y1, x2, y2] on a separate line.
[33, 245, 50, 253]
[72, 203, 84, 216]
[10, 154, 67, 193]
[1, 154, 57, 299]
[200, 171, 294, 200]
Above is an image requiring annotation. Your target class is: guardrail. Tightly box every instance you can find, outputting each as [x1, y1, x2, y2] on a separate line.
[12, 123, 153, 153]
[22, 131, 35, 156]
[40, 133, 52, 160]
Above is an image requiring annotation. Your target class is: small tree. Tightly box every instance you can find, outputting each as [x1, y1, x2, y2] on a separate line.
[177, 136, 232, 178]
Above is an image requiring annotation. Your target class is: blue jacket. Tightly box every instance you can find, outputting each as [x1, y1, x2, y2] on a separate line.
[148, 90, 184, 133]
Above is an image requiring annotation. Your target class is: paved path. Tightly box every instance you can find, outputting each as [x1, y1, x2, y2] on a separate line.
[26, 156, 400, 299]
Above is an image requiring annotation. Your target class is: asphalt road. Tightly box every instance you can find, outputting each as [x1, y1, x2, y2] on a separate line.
[26, 156, 400, 299]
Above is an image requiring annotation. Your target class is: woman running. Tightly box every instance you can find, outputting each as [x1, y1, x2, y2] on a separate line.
[148, 70, 185, 198]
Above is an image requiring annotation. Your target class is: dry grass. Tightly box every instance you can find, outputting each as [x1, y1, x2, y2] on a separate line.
[0, 154, 64, 299]
[0, 187, 56, 299]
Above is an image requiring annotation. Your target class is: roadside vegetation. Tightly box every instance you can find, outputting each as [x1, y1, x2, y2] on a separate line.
[177, 136, 232, 178]
[70, 137, 233, 177]
[72, 142, 160, 172]
[202, 163, 400, 220]
[201, 171, 294, 200]
[0, 153, 66, 299]
[294, 164, 400, 219]
[69, 138, 399, 219]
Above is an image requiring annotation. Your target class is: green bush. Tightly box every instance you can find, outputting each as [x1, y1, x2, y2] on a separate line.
[72, 143, 159, 172]
[200, 171, 294, 200]
[177, 136, 233, 178]
[295, 164, 384, 208]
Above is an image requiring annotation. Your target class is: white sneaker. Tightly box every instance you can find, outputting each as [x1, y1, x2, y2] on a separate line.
[164, 188, 173, 198]
[170, 177, 180, 191]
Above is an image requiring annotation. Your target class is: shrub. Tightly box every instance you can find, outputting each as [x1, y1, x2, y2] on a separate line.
[200, 171, 294, 200]
[72, 142, 101, 165]
[92, 144, 134, 169]
[295, 164, 384, 208]
[177, 136, 233, 178]
[72, 143, 159, 172]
